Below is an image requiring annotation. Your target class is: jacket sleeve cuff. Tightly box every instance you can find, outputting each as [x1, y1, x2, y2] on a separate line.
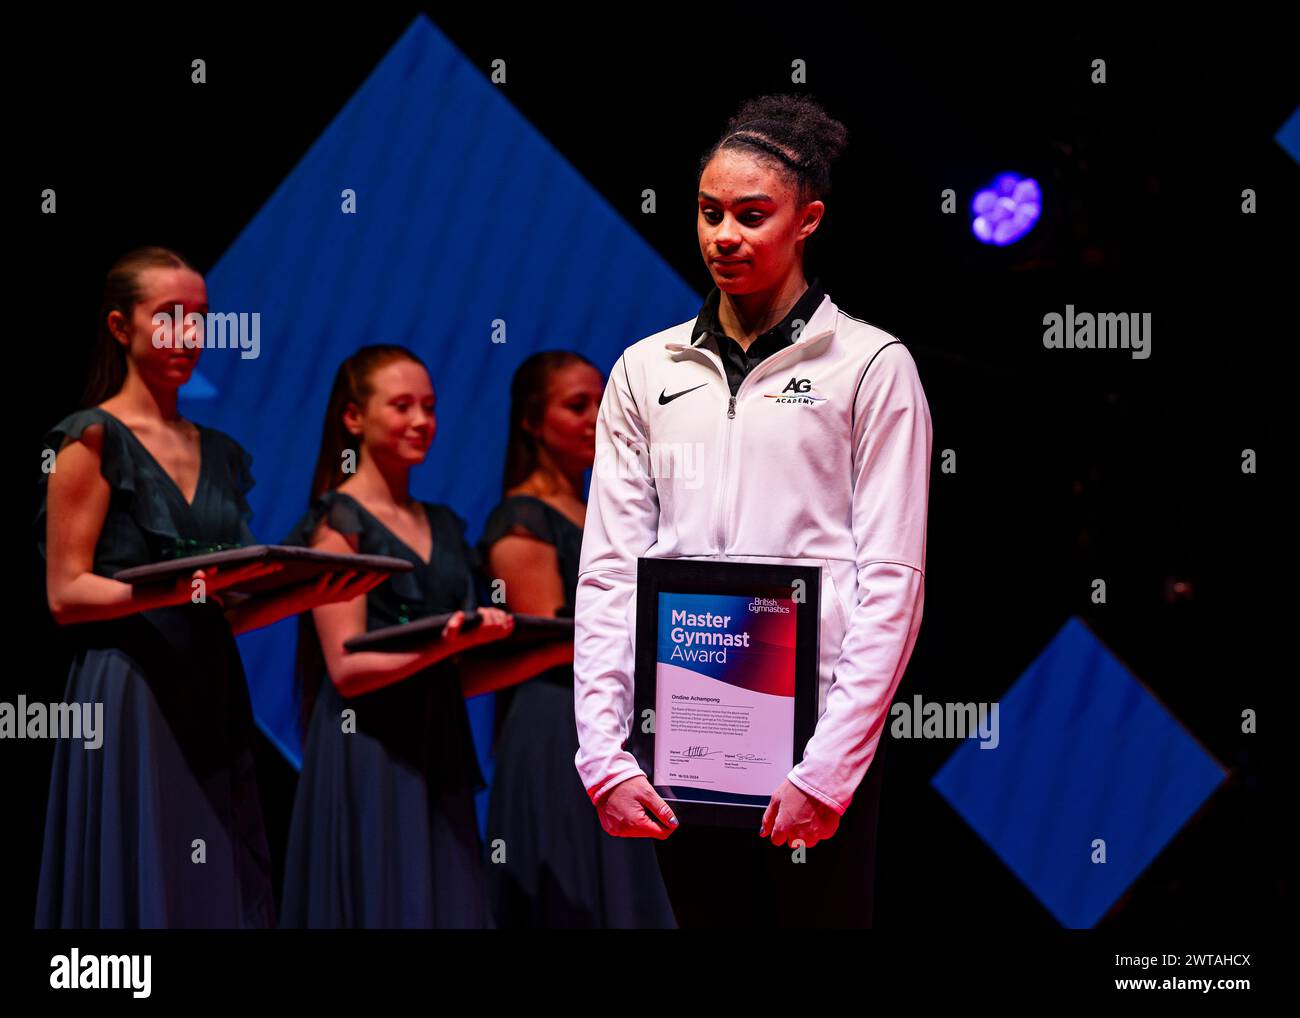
[583, 754, 648, 806]
[786, 769, 848, 816]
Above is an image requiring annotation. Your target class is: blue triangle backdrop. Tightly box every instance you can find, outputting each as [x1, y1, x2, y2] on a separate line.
[180, 14, 699, 828]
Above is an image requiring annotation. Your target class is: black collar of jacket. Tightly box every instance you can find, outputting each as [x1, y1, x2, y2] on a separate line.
[689, 276, 825, 350]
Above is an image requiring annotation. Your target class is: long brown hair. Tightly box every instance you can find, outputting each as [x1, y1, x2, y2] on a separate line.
[296, 344, 429, 728]
[82, 246, 198, 406]
[306, 344, 428, 501]
[492, 349, 598, 744]
[502, 350, 600, 494]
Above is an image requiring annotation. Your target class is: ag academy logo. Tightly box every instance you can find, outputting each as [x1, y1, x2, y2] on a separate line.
[765, 377, 827, 405]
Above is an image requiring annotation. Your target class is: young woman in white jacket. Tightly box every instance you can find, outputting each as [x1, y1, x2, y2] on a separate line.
[572, 94, 933, 927]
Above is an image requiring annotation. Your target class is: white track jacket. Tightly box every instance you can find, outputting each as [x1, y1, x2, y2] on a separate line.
[574, 289, 932, 815]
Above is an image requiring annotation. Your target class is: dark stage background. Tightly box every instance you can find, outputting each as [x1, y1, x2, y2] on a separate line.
[9, 11, 1291, 932]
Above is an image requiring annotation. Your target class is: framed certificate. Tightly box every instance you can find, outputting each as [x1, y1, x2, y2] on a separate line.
[626, 558, 821, 828]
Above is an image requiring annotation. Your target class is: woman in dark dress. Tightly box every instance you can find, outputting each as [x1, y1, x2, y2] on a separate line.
[35, 247, 371, 928]
[279, 345, 573, 928]
[479, 351, 675, 928]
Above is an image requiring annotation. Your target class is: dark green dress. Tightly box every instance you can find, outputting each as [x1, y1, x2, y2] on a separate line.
[479, 495, 675, 928]
[278, 490, 493, 928]
[33, 406, 275, 928]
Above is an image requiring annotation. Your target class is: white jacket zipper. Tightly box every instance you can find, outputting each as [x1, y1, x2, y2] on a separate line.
[714, 392, 735, 551]
[710, 338, 816, 554]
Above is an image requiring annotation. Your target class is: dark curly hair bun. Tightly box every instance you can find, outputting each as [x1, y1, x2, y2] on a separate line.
[699, 94, 849, 206]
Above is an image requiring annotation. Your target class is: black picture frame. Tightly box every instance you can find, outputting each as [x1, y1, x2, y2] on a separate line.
[627, 557, 821, 828]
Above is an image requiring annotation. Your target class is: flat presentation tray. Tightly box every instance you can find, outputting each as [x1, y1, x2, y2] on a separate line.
[113, 545, 415, 595]
[344, 611, 574, 653]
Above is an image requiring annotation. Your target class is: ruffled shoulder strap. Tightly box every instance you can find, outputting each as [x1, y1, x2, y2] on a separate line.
[477, 496, 560, 563]
[38, 406, 130, 485]
[426, 502, 478, 570]
[429, 502, 481, 611]
[34, 407, 147, 559]
[280, 489, 366, 547]
[200, 425, 257, 537]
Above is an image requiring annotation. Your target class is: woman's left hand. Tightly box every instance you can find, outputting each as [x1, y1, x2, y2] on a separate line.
[759, 779, 841, 848]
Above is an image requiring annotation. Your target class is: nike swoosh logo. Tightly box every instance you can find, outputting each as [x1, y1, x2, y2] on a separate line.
[658, 383, 708, 405]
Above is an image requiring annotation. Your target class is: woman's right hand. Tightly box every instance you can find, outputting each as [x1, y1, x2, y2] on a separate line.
[162, 562, 285, 608]
[440, 607, 515, 649]
[596, 776, 678, 839]
[290, 569, 389, 610]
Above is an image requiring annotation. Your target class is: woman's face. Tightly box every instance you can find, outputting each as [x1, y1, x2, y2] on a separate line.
[527, 361, 603, 473]
[347, 358, 437, 467]
[697, 148, 822, 295]
[110, 266, 208, 389]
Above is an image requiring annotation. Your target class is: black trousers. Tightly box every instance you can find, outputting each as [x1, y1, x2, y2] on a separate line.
[652, 738, 887, 928]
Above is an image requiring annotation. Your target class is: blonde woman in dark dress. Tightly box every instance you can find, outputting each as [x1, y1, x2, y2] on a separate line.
[35, 247, 377, 928]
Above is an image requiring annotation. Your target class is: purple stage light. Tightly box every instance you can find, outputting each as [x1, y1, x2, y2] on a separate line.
[971, 172, 1041, 246]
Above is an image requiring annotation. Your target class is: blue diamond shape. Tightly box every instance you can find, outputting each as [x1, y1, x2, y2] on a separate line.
[932, 616, 1228, 927]
[1275, 105, 1300, 166]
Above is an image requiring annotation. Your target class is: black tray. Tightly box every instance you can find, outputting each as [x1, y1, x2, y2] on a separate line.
[114, 544, 414, 595]
[344, 610, 574, 652]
